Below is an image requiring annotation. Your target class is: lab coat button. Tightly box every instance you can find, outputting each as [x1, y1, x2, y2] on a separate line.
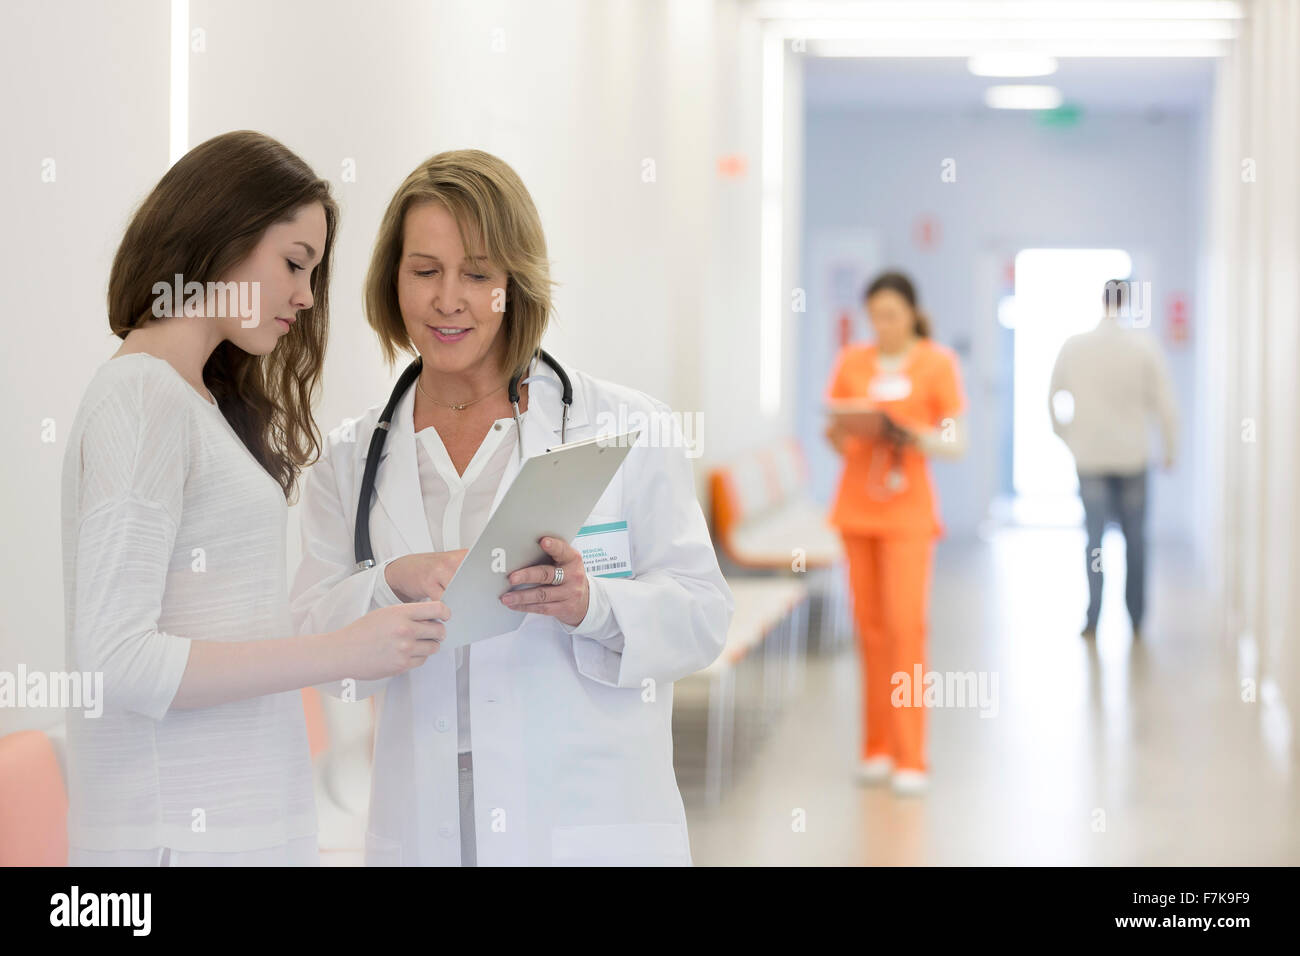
[435, 717, 450, 732]
[493, 422, 502, 431]
[438, 825, 453, 838]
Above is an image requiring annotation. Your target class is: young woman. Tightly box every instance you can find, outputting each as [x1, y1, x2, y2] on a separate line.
[290, 149, 732, 866]
[61, 130, 447, 866]
[824, 271, 967, 796]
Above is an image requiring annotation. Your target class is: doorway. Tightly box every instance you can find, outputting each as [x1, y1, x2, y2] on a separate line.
[1003, 247, 1133, 525]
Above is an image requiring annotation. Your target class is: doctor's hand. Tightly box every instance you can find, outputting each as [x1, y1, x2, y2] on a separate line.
[335, 602, 450, 680]
[384, 549, 469, 603]
[500, 536, 590, 628]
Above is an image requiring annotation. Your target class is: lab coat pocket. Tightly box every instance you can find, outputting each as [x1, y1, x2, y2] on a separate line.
[364, 831, 403, 867]
[551, 823, 691, 866]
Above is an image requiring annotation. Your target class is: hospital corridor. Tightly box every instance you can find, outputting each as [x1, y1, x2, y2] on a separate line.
[687, 530, 1297, 866]
[2, 0, 1299, 922]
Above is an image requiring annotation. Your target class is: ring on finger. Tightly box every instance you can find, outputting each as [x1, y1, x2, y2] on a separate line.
[551, 566, 564, 587]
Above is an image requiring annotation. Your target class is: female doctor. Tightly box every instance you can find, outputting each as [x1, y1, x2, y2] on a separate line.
[289, 149, 732, 866]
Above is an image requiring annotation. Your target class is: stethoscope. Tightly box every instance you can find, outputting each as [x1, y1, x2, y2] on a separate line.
[353, 348, 573, 572]
[865, 442, 908, 501]
[861, 371, 912, 500]
[863, 410, 911, 501]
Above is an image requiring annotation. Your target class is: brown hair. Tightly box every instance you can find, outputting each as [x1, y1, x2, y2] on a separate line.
[864, 270, 931, 338]
[107, 130, 338, 501]
[364, 149, 553, 377]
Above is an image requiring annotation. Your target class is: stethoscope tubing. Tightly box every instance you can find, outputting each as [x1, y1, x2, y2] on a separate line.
[353, 349, 572, 571]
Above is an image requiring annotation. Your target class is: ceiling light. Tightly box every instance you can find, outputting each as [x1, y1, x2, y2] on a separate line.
[757, 1, 1243, 20]
[968, 54, 1058, 76]
[809, 38, 1230, 57]
[984, 85, 1064, 109]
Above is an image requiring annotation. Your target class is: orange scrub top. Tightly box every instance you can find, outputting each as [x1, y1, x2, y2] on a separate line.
[825, 339, 966, 538]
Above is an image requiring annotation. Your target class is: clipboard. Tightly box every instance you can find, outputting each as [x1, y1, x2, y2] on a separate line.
[825, 403, 911, 445]
[437, 428, 641, 649]
[825, 400, 884, 418]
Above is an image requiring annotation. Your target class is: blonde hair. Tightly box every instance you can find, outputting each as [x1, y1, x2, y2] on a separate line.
[364, 149, 554, 377]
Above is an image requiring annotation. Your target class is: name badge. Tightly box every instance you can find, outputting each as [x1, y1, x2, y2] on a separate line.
[867, 371, 912, 402]
[574, 520, 633, 578]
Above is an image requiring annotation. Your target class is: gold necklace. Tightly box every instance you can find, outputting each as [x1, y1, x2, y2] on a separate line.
[415, 374, 506, 411]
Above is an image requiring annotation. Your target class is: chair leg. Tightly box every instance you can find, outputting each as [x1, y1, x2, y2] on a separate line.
[720, 666, 735, 797]
[762, 623, 779, 733]
[790, 597, 807, 696]
[706, 667, 735, 808]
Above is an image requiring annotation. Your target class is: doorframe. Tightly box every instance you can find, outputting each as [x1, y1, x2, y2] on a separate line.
[974, 239, 1151, 529]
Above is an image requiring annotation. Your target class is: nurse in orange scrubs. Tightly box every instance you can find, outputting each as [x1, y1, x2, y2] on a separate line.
[824, 271, 967, 796]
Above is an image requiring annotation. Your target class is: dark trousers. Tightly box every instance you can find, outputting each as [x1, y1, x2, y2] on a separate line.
[1077, 470, 1148, 632]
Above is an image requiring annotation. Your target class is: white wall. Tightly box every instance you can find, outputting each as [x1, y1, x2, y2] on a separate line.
[1205, 0, 1300, 758]
[799, 106, 1206, 544]
[0, 0, 771, 735]
[0, 0, 171, 734]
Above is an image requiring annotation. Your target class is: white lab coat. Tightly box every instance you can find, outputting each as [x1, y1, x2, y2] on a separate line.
[289, 356, 732, 866]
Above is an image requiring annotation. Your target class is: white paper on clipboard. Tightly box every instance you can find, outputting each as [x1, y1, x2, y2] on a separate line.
[436, 429, 641, 649]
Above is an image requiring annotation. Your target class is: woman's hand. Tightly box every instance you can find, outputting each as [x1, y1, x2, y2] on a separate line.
[499, 536, 590, 628]
[825, 421, 850, 454]
[855, 413, 886, 440]
[334, 602, 450, 680]
[884, 419, 920, 447]
[384, 549, 469, 603]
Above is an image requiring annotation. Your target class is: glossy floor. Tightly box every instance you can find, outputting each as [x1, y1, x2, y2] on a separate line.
[685, 528, 1299, 865]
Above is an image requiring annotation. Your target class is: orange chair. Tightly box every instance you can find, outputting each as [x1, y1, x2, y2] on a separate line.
[0, 730, 69, 866]
[708, 439, 850, 654]
[709, 437, 840, 571]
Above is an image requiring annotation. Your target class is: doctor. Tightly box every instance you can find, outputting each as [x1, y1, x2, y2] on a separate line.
[289, 149, 732, 866]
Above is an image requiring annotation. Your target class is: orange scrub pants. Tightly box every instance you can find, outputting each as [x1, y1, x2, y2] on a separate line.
[841, 533, 934, 773]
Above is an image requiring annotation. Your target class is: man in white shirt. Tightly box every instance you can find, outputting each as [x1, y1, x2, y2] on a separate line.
[1048, 279, 1180, 641]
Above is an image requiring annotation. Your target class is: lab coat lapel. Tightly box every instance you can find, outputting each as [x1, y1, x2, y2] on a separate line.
[365, 378, 434, 556]
[361, 376, 445, 866]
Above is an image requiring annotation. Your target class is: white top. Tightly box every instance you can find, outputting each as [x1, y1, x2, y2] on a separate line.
[1048, 316, 1180, 474]
[376, 414, 517, 755]
[60, 353, 317, 857]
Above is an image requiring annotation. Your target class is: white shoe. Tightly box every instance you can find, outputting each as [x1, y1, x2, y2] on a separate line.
[856, 755, 893, 784]
[890, 769, 929, 795]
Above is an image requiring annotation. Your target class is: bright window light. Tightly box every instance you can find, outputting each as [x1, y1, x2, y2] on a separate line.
[1013, 248, 1133, 499]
